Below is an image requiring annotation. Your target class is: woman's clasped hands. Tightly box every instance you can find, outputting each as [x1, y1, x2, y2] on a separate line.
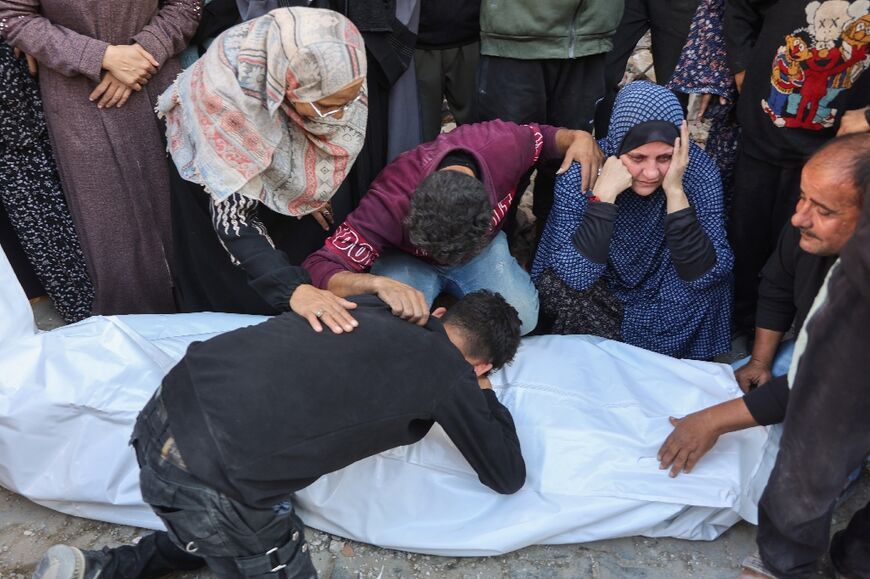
[90, 44, 159, 109]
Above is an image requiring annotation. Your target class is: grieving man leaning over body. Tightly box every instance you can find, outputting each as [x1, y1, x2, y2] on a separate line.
[302, 120, 606, 335]
[657, 133, 869, 478]
[33, 290, 525, 579]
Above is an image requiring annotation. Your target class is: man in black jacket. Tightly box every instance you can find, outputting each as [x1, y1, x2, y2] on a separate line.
[656, 133, 867, 476]
[656, 134, 869, 577]
[33, 290, 526, 579]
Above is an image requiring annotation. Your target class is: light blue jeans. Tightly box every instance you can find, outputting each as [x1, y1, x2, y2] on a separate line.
[731, 339, 796, 378]
[371, 232, 539, 334]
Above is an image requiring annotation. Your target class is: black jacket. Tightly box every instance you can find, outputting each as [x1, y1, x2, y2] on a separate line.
[162, 296, 526, 507]
[756, 223, 837, 334]
[743, 224, 837, 425]
[417, 0, 480, 50]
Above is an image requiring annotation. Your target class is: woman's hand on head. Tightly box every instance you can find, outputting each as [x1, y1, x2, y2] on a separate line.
[101, 44, 158, 90]
[289, 284, 359, 334]
[89, 72, 133, 109]
[592, 156, 633, 203]
[662, 121, 690, 201]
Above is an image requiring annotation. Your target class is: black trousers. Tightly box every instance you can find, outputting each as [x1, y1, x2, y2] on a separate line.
[0, 201, 43, 298]
[121, 392, 317, 579]
[728, 148, 802, 332]
[594, 0, 697, 137]
[76, 531, 204, 579]
[475, 53, 606, 227]
[415, 42, 480, 142]
[757, 261, 870, 578]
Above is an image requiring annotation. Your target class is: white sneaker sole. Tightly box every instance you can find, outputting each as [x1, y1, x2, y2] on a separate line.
[31, 545, 86, 579]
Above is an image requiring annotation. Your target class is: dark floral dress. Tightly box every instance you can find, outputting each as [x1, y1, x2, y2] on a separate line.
[667, 0, 741, 201]
[0, 38, 93, 321]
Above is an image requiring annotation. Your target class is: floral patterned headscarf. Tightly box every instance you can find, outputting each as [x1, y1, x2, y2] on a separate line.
[158, 7, 367, 216]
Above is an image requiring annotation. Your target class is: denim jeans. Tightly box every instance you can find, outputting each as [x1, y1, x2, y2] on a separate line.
[371, 232, 539, 334]
[731, 339, 796, 377]
[131, 392, 316, 579]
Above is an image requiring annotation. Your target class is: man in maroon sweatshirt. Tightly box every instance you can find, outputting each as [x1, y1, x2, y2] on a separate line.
[303, 120, 603, 334]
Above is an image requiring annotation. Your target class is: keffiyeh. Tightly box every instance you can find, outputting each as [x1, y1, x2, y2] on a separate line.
[158, 7, 367, 216]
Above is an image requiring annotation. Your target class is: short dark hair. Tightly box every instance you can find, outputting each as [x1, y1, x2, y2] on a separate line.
[442, 290, 522, 371]
[406, 170, 492, 265]
[810, 132, 870, 207]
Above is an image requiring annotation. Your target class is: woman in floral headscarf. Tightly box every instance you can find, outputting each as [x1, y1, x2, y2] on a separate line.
[161, 6, 368, 332]
[532, 81, 733, 360]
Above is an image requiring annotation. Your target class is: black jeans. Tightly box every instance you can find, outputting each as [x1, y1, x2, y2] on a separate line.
[475, 53, 606, 227]
[129, 392, 317, 579]
[415, 42, 480, 142]
[0, 200, 44, 299]
[727, 147, 802, 332]
[756, 262, 870, 578]
[594, 0, 697, 138]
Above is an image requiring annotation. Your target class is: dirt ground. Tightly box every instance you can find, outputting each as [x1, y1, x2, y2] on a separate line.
[1, 444, 867, 579]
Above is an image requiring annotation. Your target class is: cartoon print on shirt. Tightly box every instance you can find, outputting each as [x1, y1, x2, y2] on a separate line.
[762, 0, 870, 130]
[818, 12, 870, 121]
[762, 32, 813, 120]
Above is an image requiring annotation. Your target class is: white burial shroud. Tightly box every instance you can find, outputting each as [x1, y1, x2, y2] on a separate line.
[0, 249, 773, 556]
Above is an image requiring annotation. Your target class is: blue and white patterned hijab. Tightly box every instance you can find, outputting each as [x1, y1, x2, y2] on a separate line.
[595, 81, 696, 291]
[602, 80, 684, 157]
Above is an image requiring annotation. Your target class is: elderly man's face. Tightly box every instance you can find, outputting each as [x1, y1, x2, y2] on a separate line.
[791, 160, 861, 256]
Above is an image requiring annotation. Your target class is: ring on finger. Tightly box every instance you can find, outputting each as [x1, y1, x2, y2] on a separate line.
[315, 310, 324, 318]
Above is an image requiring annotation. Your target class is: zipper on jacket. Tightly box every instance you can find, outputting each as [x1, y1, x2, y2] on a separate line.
[568, 0, 584, 58]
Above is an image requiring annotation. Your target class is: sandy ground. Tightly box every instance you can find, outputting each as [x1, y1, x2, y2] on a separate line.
[2, 442, 867, 579]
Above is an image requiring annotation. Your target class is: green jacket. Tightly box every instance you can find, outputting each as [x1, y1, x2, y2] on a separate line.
[480, 0, 625, 60]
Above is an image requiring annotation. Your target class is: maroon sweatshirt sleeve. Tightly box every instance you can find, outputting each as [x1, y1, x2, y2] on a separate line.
[303, 178, 412, 289]
[487, 121, 561, 171]
[537, 124, 564, 163]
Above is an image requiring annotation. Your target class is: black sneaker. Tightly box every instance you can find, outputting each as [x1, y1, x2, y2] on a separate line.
[32, 545, 110, 579]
